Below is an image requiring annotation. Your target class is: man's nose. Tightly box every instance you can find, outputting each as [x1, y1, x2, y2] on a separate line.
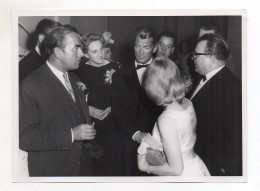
[98, 49, 103, 57]
[78, 48, 84, 57]
[162, 45, 166, 51]
[139, 48, 144, 55]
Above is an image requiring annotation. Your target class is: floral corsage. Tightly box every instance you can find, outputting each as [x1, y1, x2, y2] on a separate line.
[104, 69, 116, 85]
[76, 82, 87, 91]
[76, 82, 88, 102]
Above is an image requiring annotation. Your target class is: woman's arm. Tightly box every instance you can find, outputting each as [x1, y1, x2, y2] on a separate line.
[138, 113, 184, 176]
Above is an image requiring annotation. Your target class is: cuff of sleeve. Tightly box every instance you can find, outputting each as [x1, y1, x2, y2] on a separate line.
[132, 131, 141, 141]
[71, 128, 74, 142]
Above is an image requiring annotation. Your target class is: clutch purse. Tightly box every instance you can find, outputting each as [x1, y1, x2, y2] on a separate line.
[145, 148, 167, 166]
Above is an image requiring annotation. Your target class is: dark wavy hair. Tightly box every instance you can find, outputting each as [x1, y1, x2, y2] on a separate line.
[134, 26, 156, 45]
[44, 24, 78, 55]
[81, 33, 104, 53]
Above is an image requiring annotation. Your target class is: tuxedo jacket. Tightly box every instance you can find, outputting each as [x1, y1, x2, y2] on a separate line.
[111, 61, 163, 175]
[19, 63, 93, 176]
[19, 49, 45, 82]
[191, 66, 242, 176]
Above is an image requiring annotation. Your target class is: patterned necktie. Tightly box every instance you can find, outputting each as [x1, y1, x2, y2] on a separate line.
[63, 73, 75, 102]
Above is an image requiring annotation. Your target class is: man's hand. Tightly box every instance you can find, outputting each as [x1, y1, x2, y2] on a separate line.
[134, 131, 147, 144]
[72, 123, 96, 141]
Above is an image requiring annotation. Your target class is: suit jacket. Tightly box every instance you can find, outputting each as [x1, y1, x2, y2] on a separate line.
[111, 61, 163, 175]
[19, 49, 45, 82]
[191, 66, 242, 176]
[19, 63, 93, 176]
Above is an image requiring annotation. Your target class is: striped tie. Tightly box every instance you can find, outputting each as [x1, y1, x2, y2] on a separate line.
[63, 73, 75, 102]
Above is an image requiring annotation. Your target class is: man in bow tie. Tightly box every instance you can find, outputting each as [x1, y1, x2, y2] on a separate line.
[189, 33, 242, 176]
[19, 25, 98, 176]
[111, 26, 163, 176]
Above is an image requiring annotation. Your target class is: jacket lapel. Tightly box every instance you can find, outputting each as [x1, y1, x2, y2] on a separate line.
[69, 73, 91, 124]
[41, 64, 78, 126]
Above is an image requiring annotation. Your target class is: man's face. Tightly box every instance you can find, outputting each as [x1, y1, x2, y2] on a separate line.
[198, 28, 215, 38]
[193, 40, 211, 76]
[104, 47, 112, 61]
[86, 40, 105, 64]
[134, 36, 155, 64]
[59, 32, 83, 71]
[156, 36, 174, 57]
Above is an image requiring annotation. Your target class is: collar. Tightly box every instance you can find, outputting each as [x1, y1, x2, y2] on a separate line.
[135, 58, 153, 68]
[205, 65, 225, 81]
[46, 60, 68, 82]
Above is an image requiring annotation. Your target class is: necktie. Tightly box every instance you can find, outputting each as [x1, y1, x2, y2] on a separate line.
[190, 75, 207, 100]
[201, 75, 207, 82]
[63, 73, 75, 102]
[136, 64, 149, 70]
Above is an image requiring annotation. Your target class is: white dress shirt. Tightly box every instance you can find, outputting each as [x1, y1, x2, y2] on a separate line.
[135, 58, 153, 84]
[132, 58, 153, 141]
[190, 65, 225, 100]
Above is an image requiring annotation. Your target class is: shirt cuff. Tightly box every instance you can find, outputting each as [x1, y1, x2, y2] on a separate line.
[132, 131, 141, 141]
[71, 129, 74, 142]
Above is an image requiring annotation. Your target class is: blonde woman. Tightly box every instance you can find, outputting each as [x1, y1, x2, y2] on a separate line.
[137, 57, 210, 176]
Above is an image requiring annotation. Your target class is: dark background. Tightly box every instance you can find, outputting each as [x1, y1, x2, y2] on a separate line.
[19, 16, 242, 80]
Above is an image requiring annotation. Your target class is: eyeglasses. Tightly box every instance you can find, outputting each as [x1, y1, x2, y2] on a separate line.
[191, 51, 212, 60]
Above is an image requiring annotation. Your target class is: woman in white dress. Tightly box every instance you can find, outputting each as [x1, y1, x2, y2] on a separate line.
[137, 57, 210, 176]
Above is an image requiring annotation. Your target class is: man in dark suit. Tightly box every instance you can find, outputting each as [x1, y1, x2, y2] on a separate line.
[112, 26, 163, 176]
[19, 25, 98, 176]
[19, 19, 61, 82]
[189, 33, 242, 176]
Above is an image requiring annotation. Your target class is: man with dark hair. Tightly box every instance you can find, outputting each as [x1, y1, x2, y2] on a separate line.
[112, 26, 163, 176]
[19, 25, 99, 176]
[190, 33, 242, 176]
[198, 22, 219, 39]
[19, 19, 61, 82]
[156, 30, 176, 58]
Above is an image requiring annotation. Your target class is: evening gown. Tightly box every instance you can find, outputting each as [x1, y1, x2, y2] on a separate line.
[74, 61, 123, 176]
[139, 99, 210, 176]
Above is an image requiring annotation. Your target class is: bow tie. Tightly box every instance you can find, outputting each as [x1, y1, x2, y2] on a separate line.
[200, 75, 207, 82]
[136, 64, 149, 70]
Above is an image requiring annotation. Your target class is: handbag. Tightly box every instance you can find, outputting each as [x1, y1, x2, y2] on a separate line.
[145, 148, 167, 166]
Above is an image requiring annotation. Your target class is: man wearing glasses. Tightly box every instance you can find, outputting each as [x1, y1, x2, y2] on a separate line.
[189, 33, 242, 176]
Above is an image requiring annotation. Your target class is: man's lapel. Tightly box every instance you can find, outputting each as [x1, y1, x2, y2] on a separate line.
[69, 73, 91, 124]
[42, 64, 78, 125]
[123, 62, 144, 98]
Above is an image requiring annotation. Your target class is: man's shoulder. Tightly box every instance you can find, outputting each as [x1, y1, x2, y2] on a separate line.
[214, 67, 241, 87]
[19, 50, 41, 65]
[20, 64, 47, 89]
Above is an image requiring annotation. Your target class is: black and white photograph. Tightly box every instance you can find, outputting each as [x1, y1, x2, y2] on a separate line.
[12, 9, 246, 183]
[1, 0, 260, 188]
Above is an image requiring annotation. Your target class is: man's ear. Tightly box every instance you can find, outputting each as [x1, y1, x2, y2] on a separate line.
[38, 34, 45, 44]
[171, 47, 175, 54]
[153, 44, 158, 53]
[208, 55, 216, 67]
[53, 47, 61, 60]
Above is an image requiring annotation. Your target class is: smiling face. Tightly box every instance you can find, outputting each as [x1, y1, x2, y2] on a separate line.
[134, 36, 155, 64]
[59, 32, 83, 71]
[193, 40, 211, 75]
[86, 40, 105, 65]
[156, 36, 174, 57]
